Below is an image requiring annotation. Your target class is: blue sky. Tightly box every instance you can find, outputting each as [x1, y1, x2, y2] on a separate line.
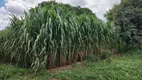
[0, 0, 5, 7]
[0, 0, 121, 30]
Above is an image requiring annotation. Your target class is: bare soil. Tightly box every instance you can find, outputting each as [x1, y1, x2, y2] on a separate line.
[48, 62, 83, 73]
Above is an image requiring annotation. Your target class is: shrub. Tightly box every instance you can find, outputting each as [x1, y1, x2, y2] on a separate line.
[85, 54, 99, 62]
[99, 50, 113, 60]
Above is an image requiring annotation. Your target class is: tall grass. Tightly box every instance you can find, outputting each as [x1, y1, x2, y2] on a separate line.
[0, 1, 119, 72]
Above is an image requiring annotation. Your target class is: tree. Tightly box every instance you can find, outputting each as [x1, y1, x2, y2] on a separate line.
[105, 0, 142, 48]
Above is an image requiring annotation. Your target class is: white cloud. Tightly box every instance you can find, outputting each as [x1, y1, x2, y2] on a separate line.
[0, 7, 7, 13]
[86, 0, 121, 20]
[5, 1, 26, 14]
[68, 0, 88, 6]
[0, 7, 10, 30]
[0, 0, 121, 30]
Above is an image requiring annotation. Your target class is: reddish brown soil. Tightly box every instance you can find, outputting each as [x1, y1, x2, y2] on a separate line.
[112, 49, 124, 57]
[48, 62, 83, 73]
[48, 65, 72, 73]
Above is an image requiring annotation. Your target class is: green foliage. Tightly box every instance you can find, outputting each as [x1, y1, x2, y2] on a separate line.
[86, 50, 113, 62]
[0, 64, 28, 80]
[105, 0, 142, 49]
[99, 50, 112, 60]
[0, 1, 118, 72]
[1, 50, 142, 80]
[36, 1, 94, 16]
[85, 54, 99, 62]
[124, 48, 142, 55]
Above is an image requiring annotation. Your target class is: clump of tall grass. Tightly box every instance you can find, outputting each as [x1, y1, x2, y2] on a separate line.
[0, 1, 119, 72]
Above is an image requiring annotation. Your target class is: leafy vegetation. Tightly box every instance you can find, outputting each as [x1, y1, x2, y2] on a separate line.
[0, 49, 142, 80]
[105, 0, 142, 49]
[0, 1, 142, 78]
[0, 1, 119, 72]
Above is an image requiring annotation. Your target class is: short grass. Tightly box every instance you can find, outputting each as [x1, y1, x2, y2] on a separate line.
[0, 49, 142, 80]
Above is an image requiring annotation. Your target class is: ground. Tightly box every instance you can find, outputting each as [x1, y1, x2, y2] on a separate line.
[0, 49, 142, 80]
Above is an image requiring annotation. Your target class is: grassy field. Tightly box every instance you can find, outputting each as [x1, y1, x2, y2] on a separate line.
[0, 49, 142, 80]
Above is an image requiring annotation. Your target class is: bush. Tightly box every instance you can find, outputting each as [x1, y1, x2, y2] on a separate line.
[85, 50, 113, 62]
[99, 50, 113, 60]
[85, 54, 99, 62]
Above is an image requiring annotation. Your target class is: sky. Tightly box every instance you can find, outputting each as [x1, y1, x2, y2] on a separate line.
[0, 0, 121, 30]
[0, 0, 4, 7]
